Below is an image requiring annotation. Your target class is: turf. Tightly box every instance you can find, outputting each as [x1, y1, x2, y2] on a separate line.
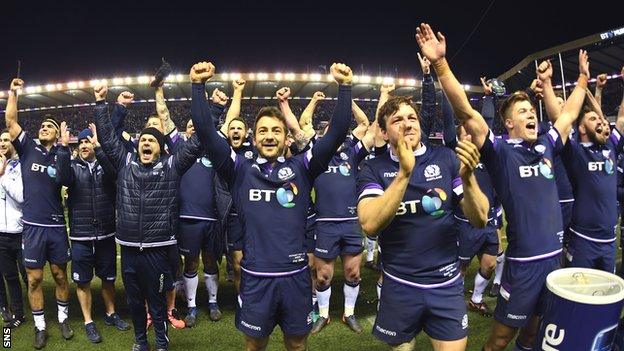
[7, 248, 514, 351]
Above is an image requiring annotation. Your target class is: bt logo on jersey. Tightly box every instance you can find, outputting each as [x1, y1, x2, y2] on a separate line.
[519, 158, 553, 179]
[588, 160, 614, 174]
[422, 188, 447, 217]
[325, 162, 351, 176]
[249, 183, 299, 208]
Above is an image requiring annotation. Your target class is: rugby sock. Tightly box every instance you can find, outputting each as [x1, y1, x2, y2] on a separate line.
[471, 269, 490, 304]
[33, 309, 46, 331]
[312, 291, 317, 306]
[376, 282, 382, 300]
[513, 339, 532, 351]
[57, 300, 69, 323]
[204, 273, 219, 304]
[365, 237, 376, 262]
[183, 272, 198, 308]
[343, 280, 360, 317]
[493, 252, 505, 285]
[316, 284, 331, 318]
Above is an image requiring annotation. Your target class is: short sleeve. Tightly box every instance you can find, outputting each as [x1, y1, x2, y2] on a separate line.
[356, 160, 384, 202]
[545, 127, 564, 155]
[12, 131, 32, 159]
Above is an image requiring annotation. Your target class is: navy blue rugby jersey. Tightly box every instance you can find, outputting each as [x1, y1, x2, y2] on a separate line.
[561, 129, 624, 241]
[12, 131, 65, 226]
[314, 137, 369, 221]
[480, 128, 564, 261]
[179, 155, 218, 221]
[357, 144, 464, 287]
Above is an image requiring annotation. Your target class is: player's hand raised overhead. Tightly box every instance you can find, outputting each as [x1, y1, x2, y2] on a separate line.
[331, 63, 353, 85]
[276, 87, 291, 102]
[190, 61, 215, 83]
[94, 83, 108, 101]
[211, 88, 228, 106]
[415, 23, 446, 64]
[117, 91, 134, 107]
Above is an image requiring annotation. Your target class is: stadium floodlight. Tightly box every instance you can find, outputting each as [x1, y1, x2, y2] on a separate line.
[67, 82, 78, 90]
[383, 77, 394, 84]
[112, 78, 124, 85]
[125, 77, 134, 84]
[257, 73, 269, 80]
[221, 73, 229, 81]
[230, 73, 242, 80]
[45, 84, 56, 92]
[0, 91, 4, 98]
[77, 81, 85, 88]
[285, 73, 295, 81]
[137, 76, 150, 84]
[274, 73, 283, 80]
[56, 83, 63, 90]
[463, 84, 471, 91]
[176, 74, 185, 82]
[310, 73, 321, 81]
[326, 74, 333, 82]
[25, 86, 37, 94]
[89, 80, 100, 87]
[398, 78, 405, 85]
[302, 74, 309, 81]
[375, 77, 383, 84]
[406, 79, 416, 86]
[360, 75, 371, 83]
[248, 73, 256, 80]
[352, 76, 359, 83]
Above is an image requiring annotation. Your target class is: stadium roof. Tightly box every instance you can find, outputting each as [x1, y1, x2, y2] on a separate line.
[0, 73, 485, 113]
[498, 25, 624, 92]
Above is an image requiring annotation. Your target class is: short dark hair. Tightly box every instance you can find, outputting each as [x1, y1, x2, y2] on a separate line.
[228, 117, 248, 131]
[576, 102, 598, 128]
[0, 128, 9, 135]
[254, 106, 287, 132]
[377, 96, 419, 131]
[499, 91, 535, 120]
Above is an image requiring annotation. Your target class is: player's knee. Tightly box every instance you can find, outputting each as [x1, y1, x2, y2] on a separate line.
[283, 335, 307, 351]
[28, 273, 43, 288]
[245, 335, 269, 350]
[185, 257, 200, 273]
[343, 266, 360, 282]
[77, 282, 91, 291]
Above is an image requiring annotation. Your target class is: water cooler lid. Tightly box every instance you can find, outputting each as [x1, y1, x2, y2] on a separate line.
[546, 268, 624, 305]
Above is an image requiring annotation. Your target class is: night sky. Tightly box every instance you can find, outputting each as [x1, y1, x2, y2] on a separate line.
[2, 0, 623, 86]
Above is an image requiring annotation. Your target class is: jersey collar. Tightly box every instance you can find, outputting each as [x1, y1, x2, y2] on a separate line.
[389, 143, 426, 162]
[256, 156, 286, 165]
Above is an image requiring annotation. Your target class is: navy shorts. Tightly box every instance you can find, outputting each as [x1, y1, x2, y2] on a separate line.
[236, 268, 313, 338]
[314, 220, 363, 259]
[565, 230, 616, 273]
[22, 224, 70, 269]
[305, 215, 316, 254]
[373, 275, 468, 344]
[178, 219, 219, 258]
[457, 219, 499, 262]
[71, 236, 117, 284]
[494, 254, 561, 328]
[226, 214, 244, 252]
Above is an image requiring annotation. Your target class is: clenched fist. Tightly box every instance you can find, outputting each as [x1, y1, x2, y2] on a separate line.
[536, 60, 553, 83]
[276, 87, 291, 102]
[9, 78, 24, 93]
[331, 63, 353, 85]
[94, 83, 108, 101]
[190, 62, 216, 83]
[232, 79, 246, 92]
[312, 91, 325, 101]
[380, 83, 395, 94]
[211, 88, 228, 106]
[596, 74, 607, 89]
[117, 91, 134, 107]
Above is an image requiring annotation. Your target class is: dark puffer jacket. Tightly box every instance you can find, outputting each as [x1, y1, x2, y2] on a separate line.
[94, 101, 202, 248]
[56, 146, 117, 241]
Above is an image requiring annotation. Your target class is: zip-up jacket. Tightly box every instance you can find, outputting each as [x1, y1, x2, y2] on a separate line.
[94, 101, 202, 248]
[0, 158, 23, 233]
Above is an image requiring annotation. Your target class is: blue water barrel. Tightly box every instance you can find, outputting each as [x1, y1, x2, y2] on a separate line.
[535, 268, 624, 351]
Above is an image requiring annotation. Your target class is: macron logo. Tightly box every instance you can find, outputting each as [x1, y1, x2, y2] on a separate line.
[507, 313, 527, 320]
[383, 172, 397, 178]
[241, 320, 262, 331]
[315, 248, 328, 254]
[375, 325, 397, 337]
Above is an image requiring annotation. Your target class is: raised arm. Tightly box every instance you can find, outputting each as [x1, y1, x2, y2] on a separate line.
[276, 87, 311, 151]
[155, 86, 176, 135]
[358, 125, 414, 236]
[550, 50, 590, 144]
[189, 62, 236, 182]
[300, 91, 324, 139]
[306, 63, 353, 180]
[87, 123, 117, 179]
[595, 73, 607, 108]
[416, 23, 489, 148]
[5, 79, 24, 141]
[418, 52, 436, 145]
[219, 79, 246, 135]
[56, 122, 75, 187]
[93, 85, 133, 172]
[617, 67, 624, 134]
[375, 83, 395, 120]
[537, 61, 563, 123]
[439, 91, 458, 149]
[480, 77, 497, 128]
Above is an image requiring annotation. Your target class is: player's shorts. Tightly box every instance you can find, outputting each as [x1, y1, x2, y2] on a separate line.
[22, 224, 70, 269]
[314, 220, 363, 259]
[305, 215, 316, 254]
[456, 218, 499, 262]
[226, 214, 244, 252]
[178, 219, 219, 258]
[236, 267, 312, 338]
[565, 229, 616, 273]
[70, 236, 116, 284]
[494, 254, 561, 328]
[373, 274, 468, 344]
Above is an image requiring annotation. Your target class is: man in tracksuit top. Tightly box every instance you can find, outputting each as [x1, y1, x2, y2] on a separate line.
[4, 78, 73, 349]
[190, 61, 352, 351]
[56, 126, 130, 343]
[93, 84, 204, 351]
[0, 129, 26, 329]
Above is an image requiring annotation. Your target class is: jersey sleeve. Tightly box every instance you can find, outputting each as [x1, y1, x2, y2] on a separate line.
[479, 130, 499, 175]
[356, 160, 384, 202]
[608, 128, 624, 156]
[450, 152, 464, 202]
[545, 127, 564, 155]
[353, 140, 370, 165]
[12, 131, 33, 160]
